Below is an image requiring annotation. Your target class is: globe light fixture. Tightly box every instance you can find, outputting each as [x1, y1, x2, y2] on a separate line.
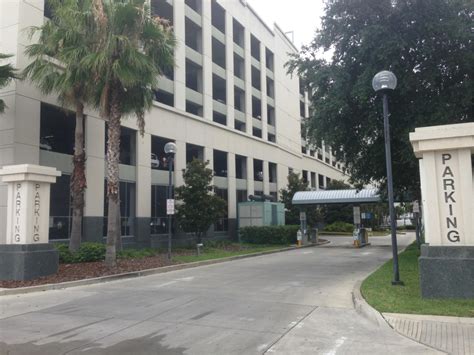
[372, 70, 397, 92]
[372, 70, 403, 286]
[164, 142, 177, 155]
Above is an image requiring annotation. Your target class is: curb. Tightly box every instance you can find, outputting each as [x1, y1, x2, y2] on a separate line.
[0, 241, 329, 297]
[351, 280, 392, 329]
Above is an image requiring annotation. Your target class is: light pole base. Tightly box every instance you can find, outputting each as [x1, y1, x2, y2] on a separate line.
[391, 280, 405, 286]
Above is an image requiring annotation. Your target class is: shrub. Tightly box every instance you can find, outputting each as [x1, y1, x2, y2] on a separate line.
[74, 242, 106, 262]
[54, 243, 75, 263]
[239, 225, 300, 245]
[54, 242, 106, 263]
[323, 221, 354, 233]
[118, 248, 156, 259]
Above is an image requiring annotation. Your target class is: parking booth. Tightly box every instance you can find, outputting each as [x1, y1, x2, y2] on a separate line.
[291, 189, 381, 248]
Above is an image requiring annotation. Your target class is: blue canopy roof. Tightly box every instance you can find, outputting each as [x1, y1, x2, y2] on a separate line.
[292, 189, 380, 205]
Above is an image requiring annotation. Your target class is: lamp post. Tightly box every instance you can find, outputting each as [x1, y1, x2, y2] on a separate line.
[372, 70, 403, 285]
[164, 142, 177, 261]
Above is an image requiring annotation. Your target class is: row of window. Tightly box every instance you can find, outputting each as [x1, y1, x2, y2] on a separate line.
[40, 103, 279, 181]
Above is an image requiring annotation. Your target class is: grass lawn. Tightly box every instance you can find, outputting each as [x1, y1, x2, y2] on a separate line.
[361, 243, 474, 317]
[173, 244, 290, 263]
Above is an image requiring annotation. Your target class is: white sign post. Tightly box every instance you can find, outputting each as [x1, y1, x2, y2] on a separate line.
[410, 122, 474, 298]
[0, 164, 61, 280]
[166, 199, 175, 215]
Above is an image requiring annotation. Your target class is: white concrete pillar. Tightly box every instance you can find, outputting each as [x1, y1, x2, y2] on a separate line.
[173, 0, 186, 111]
[136, 133, 151, 217]
[244, 29, 253, 135]
[174, 140, 187, 187]
[202, 0, 213, 120]
[84, 118, 105, 218]
[263, 160, 270, 195]
[225, 11, 235, 130]
[246, 157, 254, 196]
[227, 153, 237, 219]
[260, 42, 268, 141]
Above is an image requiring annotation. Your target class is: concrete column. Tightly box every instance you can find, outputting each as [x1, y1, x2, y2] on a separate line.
[202, 0, 213, 120]
[263, 160, 270, 195]
[83, 118, 105, 242]
[246, 157, 254, 196]
[244, 29, 253, 135]
[260, 42, 268, 141]
[227, 153, 237, 238]
[173, 0, 186, 111]
[276, 164, 288, 201]
[135, 132, 151, 247]
[174, 140, 187, 187]
[225, 11, 235, 130]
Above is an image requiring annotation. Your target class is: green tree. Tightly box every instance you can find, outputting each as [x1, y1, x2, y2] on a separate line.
[24, 0, 93, 252]
[287, 0, 473, 198]
[175, 159, 227, 245]
[322, 180, 353, 224]
[0, 54, 17, 114]
[279, 172, 314, 225]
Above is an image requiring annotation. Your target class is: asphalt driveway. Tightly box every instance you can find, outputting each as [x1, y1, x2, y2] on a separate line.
[0, 234, 440, 354]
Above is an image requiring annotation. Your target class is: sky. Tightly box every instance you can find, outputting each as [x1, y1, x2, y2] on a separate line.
[246, 0, 327, 49]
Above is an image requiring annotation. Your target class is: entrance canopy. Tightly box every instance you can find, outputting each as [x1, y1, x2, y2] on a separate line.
[292, 189, 380, 205]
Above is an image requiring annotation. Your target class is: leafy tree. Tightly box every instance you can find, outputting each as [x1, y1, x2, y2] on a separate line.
[175, 159, 227, 245]
[287, 0, 473, 198]
[279, 172, 322, 225]
[0, 54, 17, 113]
[24, 0, 93, 252]
[87, 0, 175, 267]
[322, 180, 353, 224]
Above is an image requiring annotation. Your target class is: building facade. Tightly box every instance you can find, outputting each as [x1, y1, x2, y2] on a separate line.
[0, 0, 347, 246]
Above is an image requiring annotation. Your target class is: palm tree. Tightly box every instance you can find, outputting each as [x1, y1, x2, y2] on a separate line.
[23, 0, 94, 252]
[0, 53, 17, 114]
[87, 0, 175, 267]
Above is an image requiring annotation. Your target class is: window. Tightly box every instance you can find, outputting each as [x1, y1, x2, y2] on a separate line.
[251, 66, 261, 90]
[185, 0, 202, 14]
[267, 133, 276, 143]
[186, 101, 203, 117]
[265, 48, 274, 71]
[234, 120, 246, 132]
[269, 162, 277, 183]
[151, 135, 175, 171]
[252, 96, 261, 119]
[266, 78, 274, 98]
[212, 38, 226, 69]
[250, 35, 260, 60]
[252, 127, 262, 138]
[235, 155, 247, 179]
[233, 54, 245, 80]
[186, 143, 204, 163]
[40, 103, 76, 155]
[154, 90, 174, 107]
[237, 189, 247, 203]
[49, 174, 72, 240]
[302, 170, 308, 183]
[104, 181, 136, 236]
[267, 105, 275, 126]
[212, 74, 226, 103]
[151, 0, 173, 25]
[253, 159, 263, 181]
[151, 185, 172, 234]
[318, 174, 325, 189]
[234, 87, 245, 112]
[211, 0, 225, 33]
[213, 150, 228, 177]
[233, 19, 244, 48]
[118, 127, 136, 166]
[311, 172, 316, 188]
[186, 60, 202, 92]
[213, 112, 226, 126]
[185, 18, 202, 53]
[300, 100, 305, 118]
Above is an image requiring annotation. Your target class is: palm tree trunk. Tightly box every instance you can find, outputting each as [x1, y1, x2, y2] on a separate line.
[105, 93, 121, 268]
[69, 102, 86, 252]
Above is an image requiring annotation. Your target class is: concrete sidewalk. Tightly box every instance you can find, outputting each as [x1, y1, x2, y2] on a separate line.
[383, 313, 474, 355]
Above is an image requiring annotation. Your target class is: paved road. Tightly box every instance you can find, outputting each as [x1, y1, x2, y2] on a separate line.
[0, 234, 441, 354]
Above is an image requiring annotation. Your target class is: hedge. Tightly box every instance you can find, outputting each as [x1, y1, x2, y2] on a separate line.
[55, 242, 106, 263]
[323, 221, 354, 233]
[239, 225, 300, 245]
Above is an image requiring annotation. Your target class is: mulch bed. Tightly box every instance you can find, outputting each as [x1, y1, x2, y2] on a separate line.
[0, 254, 183, 289]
